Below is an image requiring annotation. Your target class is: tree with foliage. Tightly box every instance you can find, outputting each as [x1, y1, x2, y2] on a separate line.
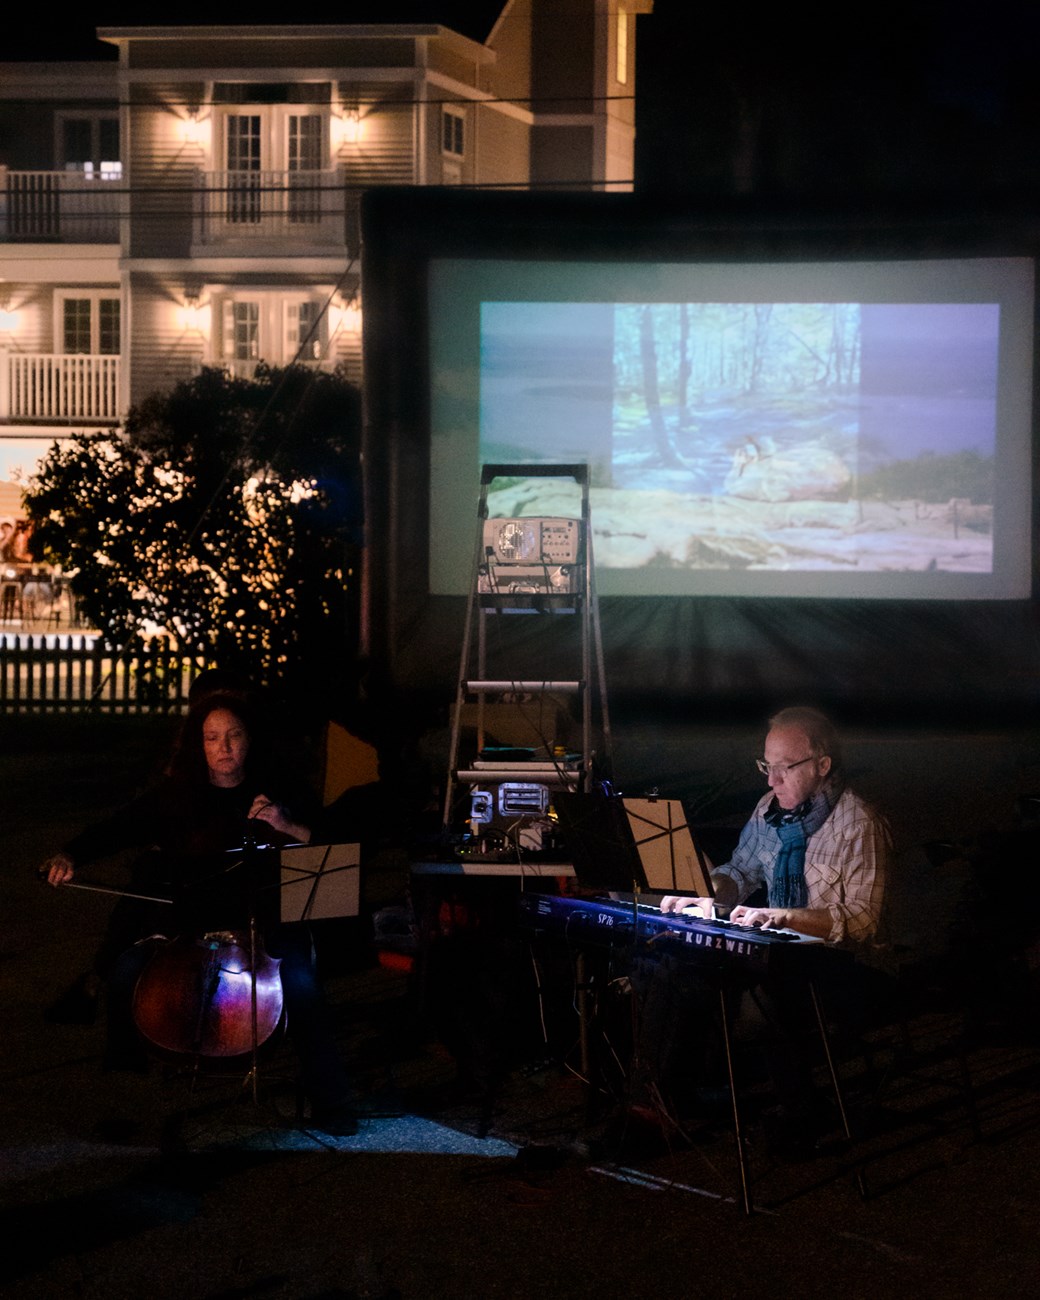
[23, 364, 363, 713]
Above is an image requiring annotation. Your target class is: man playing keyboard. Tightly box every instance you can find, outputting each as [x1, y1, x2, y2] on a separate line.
[651, 707, 891, 1158]
[661, 706, 888, 948]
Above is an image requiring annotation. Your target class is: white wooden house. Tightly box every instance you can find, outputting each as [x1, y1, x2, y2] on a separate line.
[0, 3, 651, 595]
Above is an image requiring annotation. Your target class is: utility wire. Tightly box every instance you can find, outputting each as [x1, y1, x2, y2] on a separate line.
[1, 177, 638, 229]
[0, 91, 639, 110]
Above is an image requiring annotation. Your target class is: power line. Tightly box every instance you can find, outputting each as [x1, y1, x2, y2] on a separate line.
[0, 178, 638, 234]
[0, 91, 639, 111]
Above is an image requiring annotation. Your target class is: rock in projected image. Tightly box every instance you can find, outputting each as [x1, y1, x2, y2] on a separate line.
[722, 436, 851, 503]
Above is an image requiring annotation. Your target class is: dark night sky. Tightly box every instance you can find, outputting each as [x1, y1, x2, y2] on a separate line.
[633, 0, 1040, 196]
[5, 1, 1040, 197]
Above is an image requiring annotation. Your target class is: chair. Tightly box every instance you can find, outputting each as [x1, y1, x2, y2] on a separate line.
[1, 579, 22, 622]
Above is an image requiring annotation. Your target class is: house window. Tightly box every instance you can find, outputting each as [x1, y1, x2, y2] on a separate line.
[98, 298, 120, 354]
[63, 299, 92, 354]
[288, 115, 324, 224]
[218, 293, 328, 369]
[285, 299, 326, 361]
[225, 115, 262, 224]
[56, 292, 121, 354]
[442, 107, 465, 158]
[56, 113, 121, 178]
[226, 115, 263, 172]
[223, 300, 260, 361]
[221, 108, 327, 226]
[289, 115, 324, 171]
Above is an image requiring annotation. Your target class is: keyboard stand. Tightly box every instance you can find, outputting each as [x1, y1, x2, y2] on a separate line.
[717, 980, 754, 1214]
[518, 892, 861, 1212]
[723, 973, 859, 1215]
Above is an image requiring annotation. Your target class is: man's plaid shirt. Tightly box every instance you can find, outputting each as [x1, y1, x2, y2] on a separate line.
[713, 785, 889, 945]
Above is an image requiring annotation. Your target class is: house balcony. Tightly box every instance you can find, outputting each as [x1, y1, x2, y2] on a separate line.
[194, 170, 347, 249]
[1, 353, 121, 423]
[0, 170, 121, 243]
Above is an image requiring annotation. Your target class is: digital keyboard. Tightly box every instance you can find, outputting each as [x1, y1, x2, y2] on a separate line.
[518, 892, 836, 977]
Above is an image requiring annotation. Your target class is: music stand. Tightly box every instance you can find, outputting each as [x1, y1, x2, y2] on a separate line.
[552, 790, 714, 898]
[618, 797, 715, 899]
[234, 841, 360, 1134]
[549, 790, 717, 1132]
[162, 841, 361, 1145]
[279, 842, 361, 923]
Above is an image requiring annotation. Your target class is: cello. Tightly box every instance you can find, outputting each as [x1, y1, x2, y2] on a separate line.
[50, 848, 286, 1068]
[130, 835, 287, 1068]
[131, 924, 284, 1060]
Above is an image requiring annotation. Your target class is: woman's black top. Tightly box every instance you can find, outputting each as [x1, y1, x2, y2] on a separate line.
[63, 773, 317, 932]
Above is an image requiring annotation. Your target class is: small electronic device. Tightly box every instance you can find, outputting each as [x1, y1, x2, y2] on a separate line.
[482, 517, 582, 566]
[498, 782, 550, 817]
[477, 564, 577, 596]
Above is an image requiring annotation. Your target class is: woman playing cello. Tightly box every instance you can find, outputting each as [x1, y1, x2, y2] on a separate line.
[42, 690, 358, 1136]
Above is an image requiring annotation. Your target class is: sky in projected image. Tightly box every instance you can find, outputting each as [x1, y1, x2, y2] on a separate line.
[479, 299, 999, 581]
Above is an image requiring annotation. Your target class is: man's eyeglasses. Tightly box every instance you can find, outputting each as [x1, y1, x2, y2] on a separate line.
[755, 756, 816, 778]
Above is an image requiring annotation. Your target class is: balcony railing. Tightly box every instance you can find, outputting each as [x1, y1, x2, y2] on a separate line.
[0, 170, 121, 243]
[213, 357, 334, 381]
[194, 169, 345, 245]
[3, 354, 121, 423]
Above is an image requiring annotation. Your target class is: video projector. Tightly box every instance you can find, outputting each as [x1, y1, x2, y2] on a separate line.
[478, 517, 583, 596]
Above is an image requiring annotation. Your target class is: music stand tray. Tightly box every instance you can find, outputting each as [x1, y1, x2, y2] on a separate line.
[619, 797, 715, 897]
[279, 843, 361, 923]
[552, 791, 714, 896]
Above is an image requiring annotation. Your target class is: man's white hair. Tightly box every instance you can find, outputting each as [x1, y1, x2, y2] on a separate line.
[768, 706, 843, 775]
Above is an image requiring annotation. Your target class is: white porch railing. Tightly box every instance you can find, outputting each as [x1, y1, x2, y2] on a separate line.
[215, 357, 331, 381]
[0, 170, 121, 243]
[194, 169, 345, 244]
[3, 354, 121, 422]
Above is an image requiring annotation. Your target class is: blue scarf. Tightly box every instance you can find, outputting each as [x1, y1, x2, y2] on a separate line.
[764, 781, 841, 910]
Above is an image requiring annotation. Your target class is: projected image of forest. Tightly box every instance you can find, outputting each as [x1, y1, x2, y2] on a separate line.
[481, 300, 998, 577]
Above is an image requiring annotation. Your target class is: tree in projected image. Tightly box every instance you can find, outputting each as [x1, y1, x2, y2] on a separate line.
[613, 302, 861, 492]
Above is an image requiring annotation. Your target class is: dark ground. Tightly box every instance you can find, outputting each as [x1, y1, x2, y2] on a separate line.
[3, 713, 1040, 1299]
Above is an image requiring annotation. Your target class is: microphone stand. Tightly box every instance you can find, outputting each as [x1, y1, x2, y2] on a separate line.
[240, 819, 270, 1108]
[248, 906, 261, 1105]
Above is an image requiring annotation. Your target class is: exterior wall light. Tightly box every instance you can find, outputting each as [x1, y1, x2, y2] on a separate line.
[333, 108, 363, 150]
[178, 290, 208, 334]
[332, 298, 362, 336]
[178, 112, 207, 147]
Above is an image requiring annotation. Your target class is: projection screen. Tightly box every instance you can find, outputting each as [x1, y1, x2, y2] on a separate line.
[428, 256, 1034, 600]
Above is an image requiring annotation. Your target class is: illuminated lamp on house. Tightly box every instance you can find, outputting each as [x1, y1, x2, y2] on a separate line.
[177, 287, 209, 335]
[177, 110, 208, 148]
[332, 107, 363, 150]
[331, 296, 362, 338]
